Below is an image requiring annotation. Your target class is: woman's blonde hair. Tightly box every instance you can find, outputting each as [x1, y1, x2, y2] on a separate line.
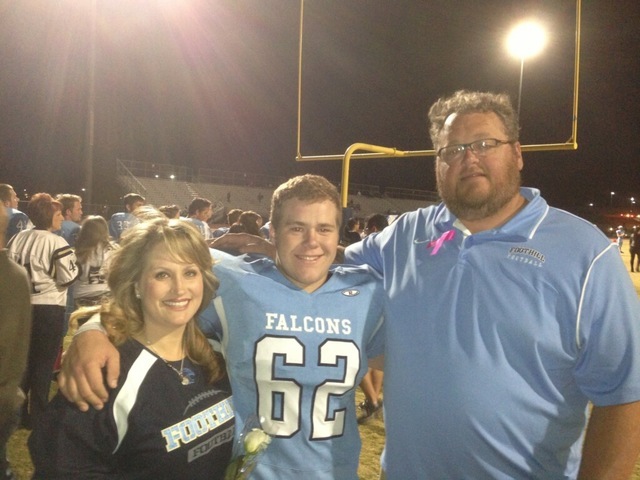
[72, 217, 225, 383]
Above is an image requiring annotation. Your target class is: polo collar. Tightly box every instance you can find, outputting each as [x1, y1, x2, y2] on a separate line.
[436, 188, 548, 243]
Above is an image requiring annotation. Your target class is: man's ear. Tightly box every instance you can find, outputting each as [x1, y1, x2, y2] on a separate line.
[513, 141, 524, 171]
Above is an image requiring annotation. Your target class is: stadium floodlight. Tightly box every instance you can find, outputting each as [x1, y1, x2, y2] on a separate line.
[506, 21, 547, 117]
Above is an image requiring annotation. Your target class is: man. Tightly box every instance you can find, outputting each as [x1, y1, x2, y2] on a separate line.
[60, 175, 385, 479]
[108, 193, 145, 241]
[53, 194, 83, 369]
[0, 184, 32, 244]
[54, 194, 83, 247]
[0, 203, 32, 480]
[344, 91, 640, 479]
[203, 91, 640, 479]
[184, 197, 213, 240]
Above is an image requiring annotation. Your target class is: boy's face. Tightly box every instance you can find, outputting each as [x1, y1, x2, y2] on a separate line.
[271, 198, 340, 293]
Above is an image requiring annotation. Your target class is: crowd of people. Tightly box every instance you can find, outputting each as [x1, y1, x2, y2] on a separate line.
[1, 89, 640, 480]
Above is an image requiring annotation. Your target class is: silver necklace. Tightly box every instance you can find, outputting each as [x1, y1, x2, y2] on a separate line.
[145, 337, 190, 385]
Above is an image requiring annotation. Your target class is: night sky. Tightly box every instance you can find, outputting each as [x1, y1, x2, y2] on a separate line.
[1, 0, 639, 213]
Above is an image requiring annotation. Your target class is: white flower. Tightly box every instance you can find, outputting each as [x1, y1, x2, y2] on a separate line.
[244, 428, 271, 454]
[224, 417, 273, 480]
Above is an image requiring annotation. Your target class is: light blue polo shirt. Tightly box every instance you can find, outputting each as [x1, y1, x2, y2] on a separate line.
[346, 187, 640, 479]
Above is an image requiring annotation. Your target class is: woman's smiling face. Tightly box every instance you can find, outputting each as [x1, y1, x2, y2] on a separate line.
[136, 242, 204, 336]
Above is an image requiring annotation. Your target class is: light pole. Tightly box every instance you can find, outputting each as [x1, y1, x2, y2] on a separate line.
[84, 0, 97, 206]
[506, 21, 547, 118]
[610, 191, 615, 206]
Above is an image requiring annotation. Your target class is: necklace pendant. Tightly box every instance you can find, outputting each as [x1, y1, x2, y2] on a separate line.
[181, 376, 190, 385]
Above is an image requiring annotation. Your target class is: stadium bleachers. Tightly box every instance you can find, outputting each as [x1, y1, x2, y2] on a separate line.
[116, 159, 439, 223]
[124, 175, 434, 221]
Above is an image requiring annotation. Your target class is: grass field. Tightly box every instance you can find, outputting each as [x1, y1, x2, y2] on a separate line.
[7, 250, 640, 479]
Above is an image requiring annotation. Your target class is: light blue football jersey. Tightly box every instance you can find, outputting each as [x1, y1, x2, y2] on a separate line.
[6, 208, 31, 244]
[109, 212, 139, 240]
[199, 252, 385, 479]
[56, 220, 81, 247]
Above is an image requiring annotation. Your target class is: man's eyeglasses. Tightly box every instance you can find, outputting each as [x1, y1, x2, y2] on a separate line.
[437, 138, 513, 165]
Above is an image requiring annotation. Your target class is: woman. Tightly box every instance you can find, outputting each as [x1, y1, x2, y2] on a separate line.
[73, 215, 119, 307]
[7, 193, 77, 428]
[29, 218, 234, 479]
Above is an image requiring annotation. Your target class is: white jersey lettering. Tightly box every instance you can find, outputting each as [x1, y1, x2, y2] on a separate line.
[265, 312, 352, 335]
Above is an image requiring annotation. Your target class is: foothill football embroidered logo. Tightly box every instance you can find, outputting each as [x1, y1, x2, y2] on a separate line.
[507, 247, 545, 268]
[342, 289, 360, 297]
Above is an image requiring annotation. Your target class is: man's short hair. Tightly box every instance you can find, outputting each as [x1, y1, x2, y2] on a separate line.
[55, 194, 82, 215]
[123, 193, 145, 209]
[428, 90, 520, 151]
[188, 198, 212, 216]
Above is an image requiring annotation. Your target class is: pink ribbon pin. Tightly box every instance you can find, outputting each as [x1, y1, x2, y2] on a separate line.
[427, 229, 455, 255]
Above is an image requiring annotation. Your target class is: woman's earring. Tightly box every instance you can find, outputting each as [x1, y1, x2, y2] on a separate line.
[135, 290, 141, 299]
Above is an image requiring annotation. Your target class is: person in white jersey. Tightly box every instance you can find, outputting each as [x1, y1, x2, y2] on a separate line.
[59, 175, 385, 480]
[7, 193, 77, 428]
[73, 215, 119, 306]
